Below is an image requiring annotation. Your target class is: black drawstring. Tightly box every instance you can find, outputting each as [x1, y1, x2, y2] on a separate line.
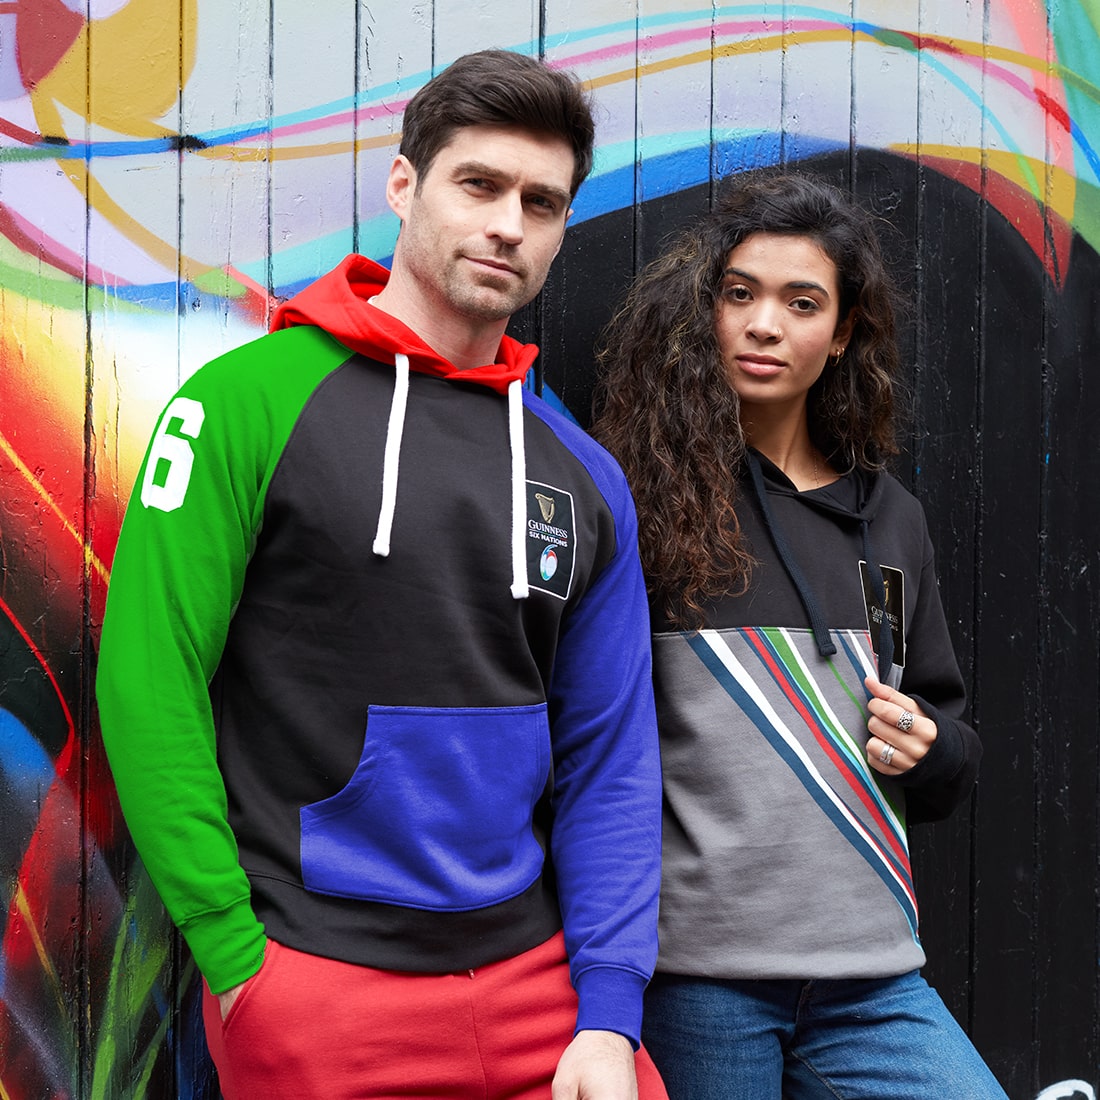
[746, 452, 837, 659]
[746, 452, 895, 681]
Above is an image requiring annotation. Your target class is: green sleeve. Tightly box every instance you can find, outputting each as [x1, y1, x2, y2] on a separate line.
[96, 325, 353, 993]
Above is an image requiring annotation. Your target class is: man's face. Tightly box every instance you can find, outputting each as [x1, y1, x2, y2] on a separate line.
[388, 124, 575, 324]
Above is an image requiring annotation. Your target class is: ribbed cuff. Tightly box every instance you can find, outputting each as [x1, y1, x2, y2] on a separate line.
[895, 696, 964, 787]
[180, 898, 267, 994]
[573, 965, 648, 1049]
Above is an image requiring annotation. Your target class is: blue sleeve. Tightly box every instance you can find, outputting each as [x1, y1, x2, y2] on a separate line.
[528, 398, 663, 1048]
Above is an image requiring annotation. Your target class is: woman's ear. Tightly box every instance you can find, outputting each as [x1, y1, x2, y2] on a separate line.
[833, 309, 856, 354]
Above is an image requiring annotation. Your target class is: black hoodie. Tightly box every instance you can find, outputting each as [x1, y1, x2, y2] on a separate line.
[648, 453, 980, 980]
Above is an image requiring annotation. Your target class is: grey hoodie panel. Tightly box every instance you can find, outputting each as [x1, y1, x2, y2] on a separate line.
[653, 627, 926, 980]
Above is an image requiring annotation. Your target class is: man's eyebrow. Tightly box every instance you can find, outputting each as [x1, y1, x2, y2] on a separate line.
[722, 267, 830, 296]
[452, 159, 571, 206]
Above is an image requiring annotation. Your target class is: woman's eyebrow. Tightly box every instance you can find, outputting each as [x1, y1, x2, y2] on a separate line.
[722, 267, 829, 295]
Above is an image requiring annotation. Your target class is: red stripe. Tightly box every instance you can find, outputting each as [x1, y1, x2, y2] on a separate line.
[743, 628, 914, 891]
[0, 591, 75, 769]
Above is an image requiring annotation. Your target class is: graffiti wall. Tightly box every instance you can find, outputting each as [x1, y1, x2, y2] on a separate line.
[1, 3, 1097, 1097]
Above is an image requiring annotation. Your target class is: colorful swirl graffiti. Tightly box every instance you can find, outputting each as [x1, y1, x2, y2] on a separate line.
[1, 3, 1098, 1095]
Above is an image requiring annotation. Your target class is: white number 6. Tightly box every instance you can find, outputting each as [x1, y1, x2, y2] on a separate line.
[140, 396, 206, 512]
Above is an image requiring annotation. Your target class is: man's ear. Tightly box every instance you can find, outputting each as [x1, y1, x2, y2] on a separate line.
[386, 155, 416, 221]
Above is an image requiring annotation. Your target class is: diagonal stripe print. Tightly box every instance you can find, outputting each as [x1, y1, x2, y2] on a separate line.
[686, 629, 920, 941]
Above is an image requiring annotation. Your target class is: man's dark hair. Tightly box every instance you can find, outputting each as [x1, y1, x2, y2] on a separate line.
[400, 49, 595, 197]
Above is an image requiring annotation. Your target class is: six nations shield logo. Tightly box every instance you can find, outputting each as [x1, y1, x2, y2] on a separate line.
[525, 481, 576, 600]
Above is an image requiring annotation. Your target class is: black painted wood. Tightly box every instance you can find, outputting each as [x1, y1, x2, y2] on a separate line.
[1034, 231, 1100, 1089]
[554, 153, 1100, 1099]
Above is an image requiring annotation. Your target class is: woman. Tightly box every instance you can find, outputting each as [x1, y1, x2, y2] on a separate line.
[592, 171, 1007, 1099]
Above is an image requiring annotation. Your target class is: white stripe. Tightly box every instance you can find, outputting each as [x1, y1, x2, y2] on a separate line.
[700, 629, 914, 900]
[844, 628, 879, 680]
[779, 627, 908, 843]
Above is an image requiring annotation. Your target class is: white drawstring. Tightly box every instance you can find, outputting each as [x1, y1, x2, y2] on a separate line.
[372, 352, 410, 557]
[508, 378, 529, 599]
[372, 354, 527, 599]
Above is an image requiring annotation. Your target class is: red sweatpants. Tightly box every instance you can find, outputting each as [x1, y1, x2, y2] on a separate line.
[202, 931, 668, 1099]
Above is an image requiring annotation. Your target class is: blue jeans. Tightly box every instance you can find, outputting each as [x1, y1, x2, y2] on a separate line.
[642, 971, 1009, 1100]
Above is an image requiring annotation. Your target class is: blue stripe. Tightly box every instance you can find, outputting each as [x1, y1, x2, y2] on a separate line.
[686, 632, 920, 940]
[750, 629, 911, 871]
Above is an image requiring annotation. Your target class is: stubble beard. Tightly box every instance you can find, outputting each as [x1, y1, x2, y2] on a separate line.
[444, 253, 541, 322]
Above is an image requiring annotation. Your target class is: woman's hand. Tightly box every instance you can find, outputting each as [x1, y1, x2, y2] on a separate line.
[864, 676, 937, 775]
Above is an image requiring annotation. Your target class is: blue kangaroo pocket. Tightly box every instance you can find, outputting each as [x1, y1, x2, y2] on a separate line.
[300, 703, 551, 910]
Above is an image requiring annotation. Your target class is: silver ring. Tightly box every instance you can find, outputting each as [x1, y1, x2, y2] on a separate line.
[879, 743, 896, 765]
[896, 710, 915, 732]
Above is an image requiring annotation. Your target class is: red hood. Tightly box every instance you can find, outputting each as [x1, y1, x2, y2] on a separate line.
[269, 254, 539, 394]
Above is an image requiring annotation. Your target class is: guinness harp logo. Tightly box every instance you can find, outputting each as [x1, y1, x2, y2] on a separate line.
[535, 493, 555, 523]
[526, 480, 575, 601]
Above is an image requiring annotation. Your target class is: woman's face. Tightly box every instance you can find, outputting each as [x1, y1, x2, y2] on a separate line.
[715, 231, 853, 421]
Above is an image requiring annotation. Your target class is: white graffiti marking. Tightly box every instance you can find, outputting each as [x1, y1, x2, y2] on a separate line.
[1036, 1081, 1096, 1100]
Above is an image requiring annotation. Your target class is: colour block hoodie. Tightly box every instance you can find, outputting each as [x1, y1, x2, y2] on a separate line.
[96, 254, 662, 1044]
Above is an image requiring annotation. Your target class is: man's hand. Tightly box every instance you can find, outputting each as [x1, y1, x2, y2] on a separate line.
[214, 939, 270, 1021]
[551, 1029, 638, 1100]
[216, 978, 250, 1021]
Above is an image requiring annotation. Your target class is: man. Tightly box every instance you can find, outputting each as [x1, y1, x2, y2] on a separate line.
[96, 49, 666, 1099]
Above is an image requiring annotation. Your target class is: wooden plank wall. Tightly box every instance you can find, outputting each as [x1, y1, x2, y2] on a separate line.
[0, 4, 1096, 1098]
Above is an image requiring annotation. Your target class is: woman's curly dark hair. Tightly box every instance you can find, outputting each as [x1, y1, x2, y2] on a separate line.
[591, 169, 905, 628]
